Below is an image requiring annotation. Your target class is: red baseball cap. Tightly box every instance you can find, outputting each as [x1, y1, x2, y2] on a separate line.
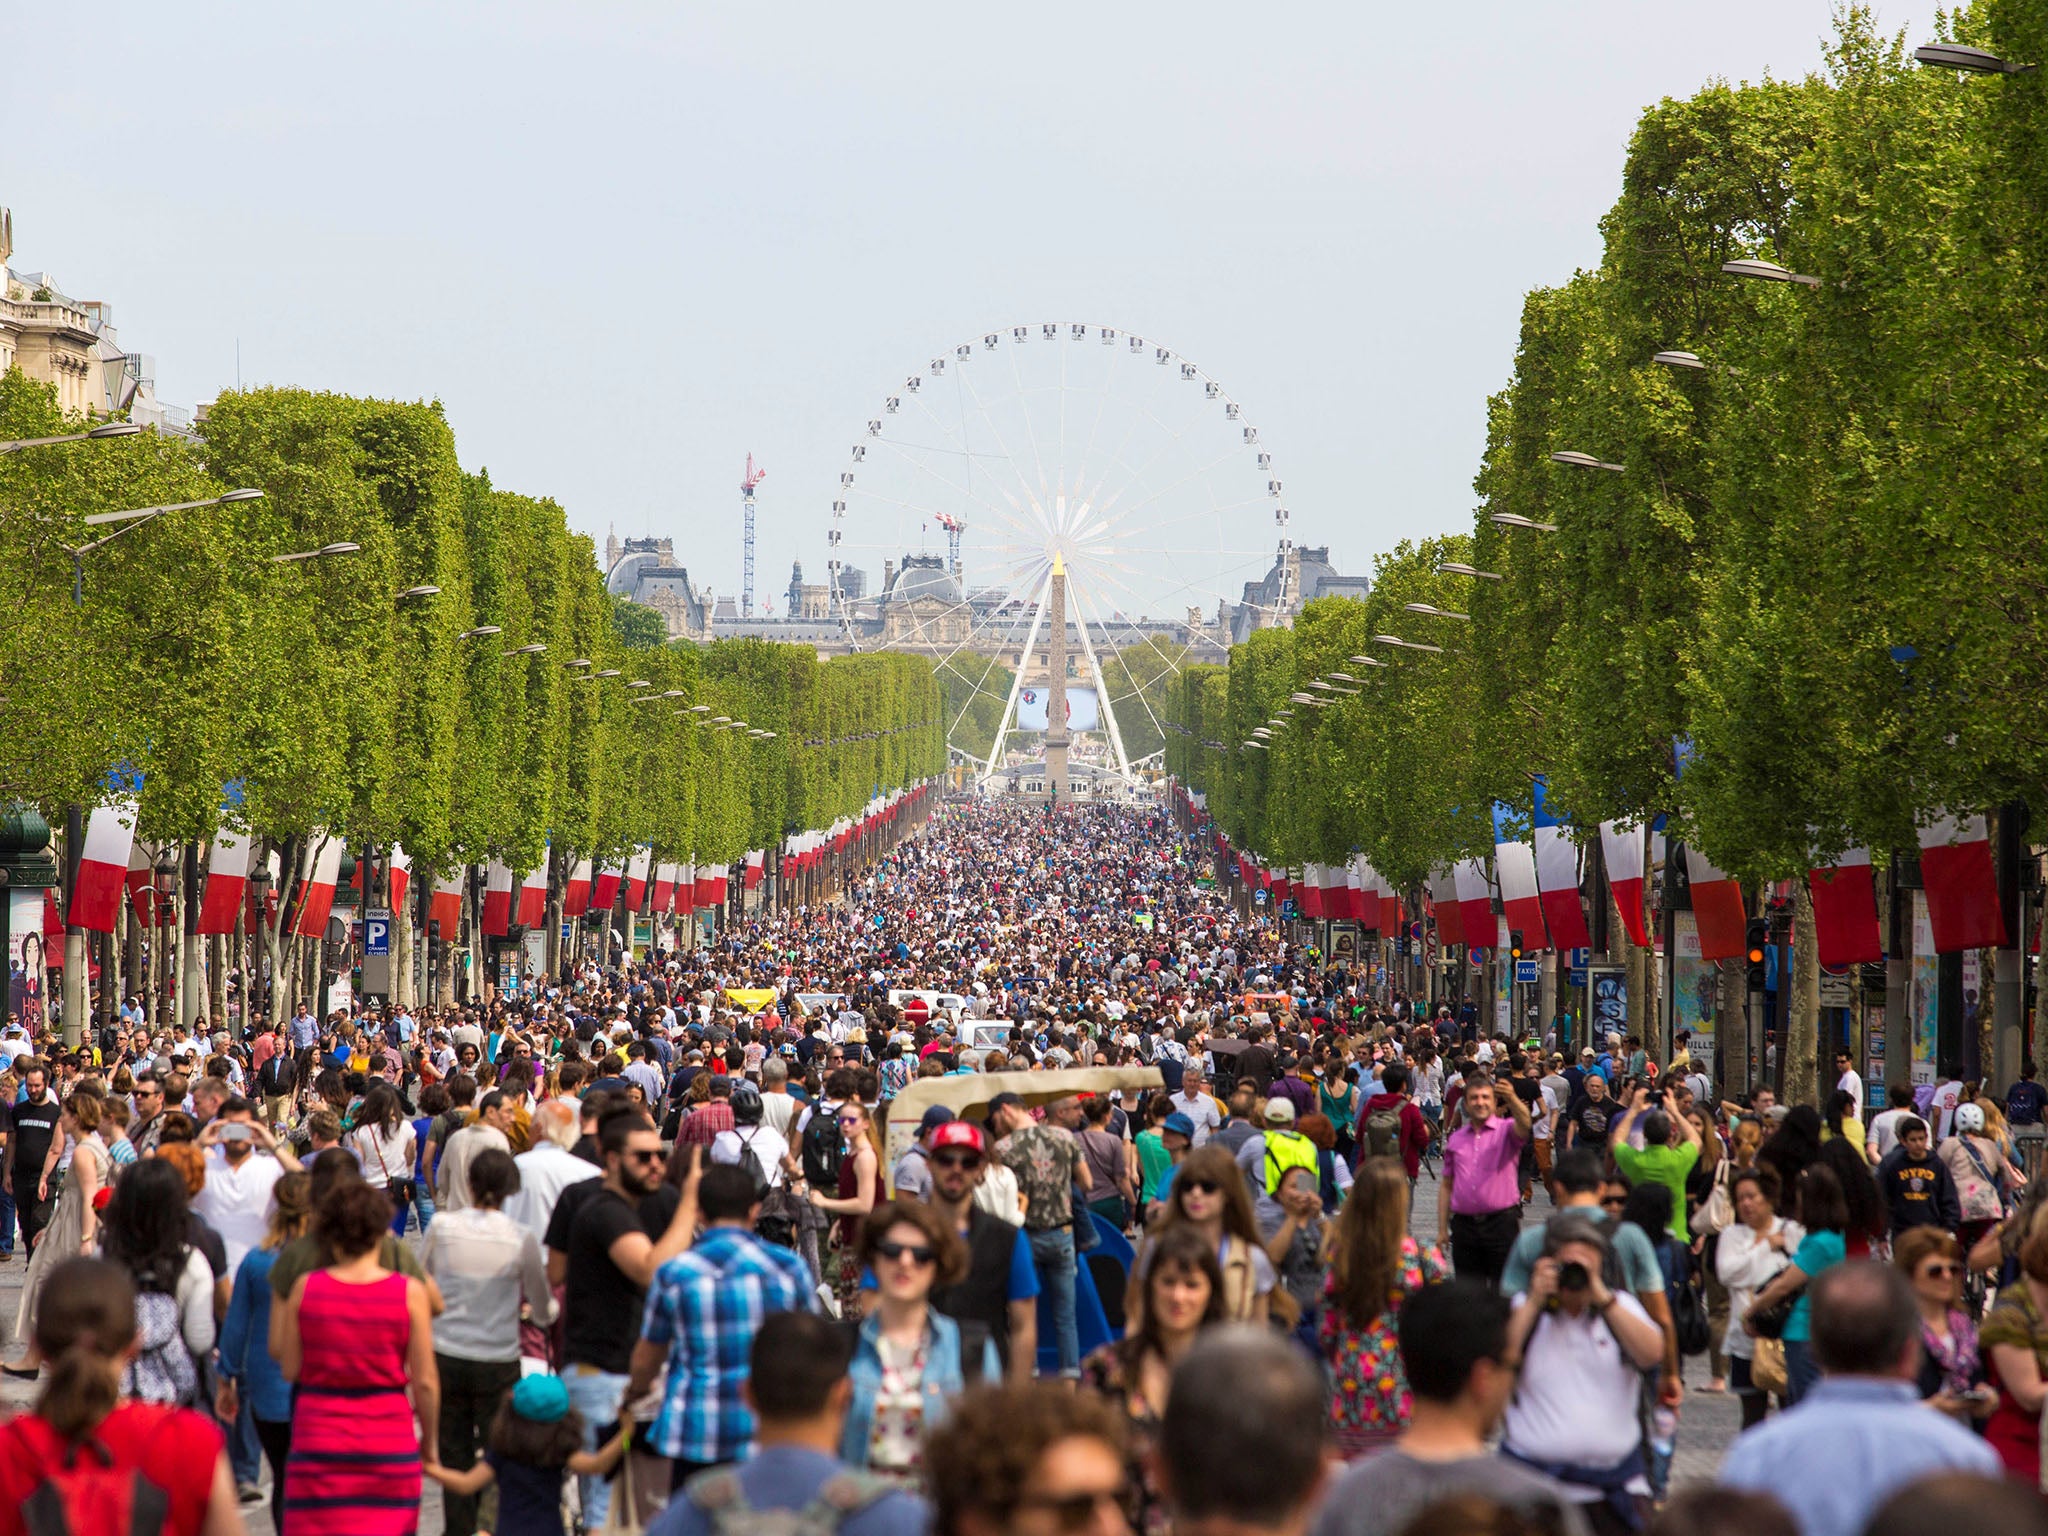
[930, 1121, 986, 1154]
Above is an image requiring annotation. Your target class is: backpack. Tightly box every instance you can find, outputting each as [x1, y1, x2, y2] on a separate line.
[121, 1292, 198, 1410]
[801, 1103, 845, 1189]
[21, 1439, 172, 1536]
[1661, 1241, 1710, 1357]
[733, 1126, 773, 1192]
[1362, 1102, 1404, 1161]
[686, 1466, 895, 1536]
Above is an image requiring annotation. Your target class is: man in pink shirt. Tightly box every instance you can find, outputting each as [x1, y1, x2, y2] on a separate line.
[1436, 1072, 1533, 1288]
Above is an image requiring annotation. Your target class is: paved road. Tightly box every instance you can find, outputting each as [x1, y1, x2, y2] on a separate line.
[0, 1169, 1739, 1535]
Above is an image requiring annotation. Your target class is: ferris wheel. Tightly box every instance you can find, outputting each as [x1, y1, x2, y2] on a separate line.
[826, 323, 1291, 781]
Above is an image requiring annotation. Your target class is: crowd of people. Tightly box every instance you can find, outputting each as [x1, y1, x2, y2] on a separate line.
[0, 797, 2040, 1536]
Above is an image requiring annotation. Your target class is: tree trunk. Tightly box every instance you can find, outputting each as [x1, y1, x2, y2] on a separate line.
[1785, 887, 1821, 1110]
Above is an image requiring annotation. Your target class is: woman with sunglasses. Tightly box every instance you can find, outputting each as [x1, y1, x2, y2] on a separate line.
[1078, 1225, 1225, 1536]
[1893, 1226, 1993, 1426]
[1717, 1166, 1797, 1429]
[808, 1095, 881, 1316]
[842, 1200, 1001, 1483]
[1135, 1145, 1273, 1325]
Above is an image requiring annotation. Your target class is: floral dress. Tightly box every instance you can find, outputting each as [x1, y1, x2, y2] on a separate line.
[1079, 1343, 1168, 1536]
[1318, 1234, 1447, 1458]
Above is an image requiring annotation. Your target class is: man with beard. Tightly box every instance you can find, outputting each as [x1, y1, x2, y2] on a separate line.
[921, 1120, 1039, 1382]
[1560, 1069, 1617, 1153]
[557, 1109, 699, 1525]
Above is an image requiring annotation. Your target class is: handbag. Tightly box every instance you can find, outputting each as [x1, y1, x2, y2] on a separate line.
[1748, 1270, 1802, 1341]
[367, 1131, 418, 1207]
[1697, 1158, 1734, 1237]
[600, 1438, 646, 1535]
[1750, 1336, 1788, 1397]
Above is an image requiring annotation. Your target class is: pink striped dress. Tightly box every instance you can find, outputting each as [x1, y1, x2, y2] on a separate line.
[286, 1269, 423, 1534]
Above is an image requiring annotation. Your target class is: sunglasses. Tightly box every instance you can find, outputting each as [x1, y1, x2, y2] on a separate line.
[932, 1151, 983, 1171]
[1181, 1179, 1221, 1197]
[873, 1240, 935, 1266]
[838, 1115, 866, 1128]
[624, 1148, 668, 1165]
[1921, 1262, 1960, 1278]
[1018, 1488, 1130, 1533]
[1599, 1196, 1627, 1208]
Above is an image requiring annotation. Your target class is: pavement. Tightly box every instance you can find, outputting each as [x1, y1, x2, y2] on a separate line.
[0, 1170, 1740, 1535]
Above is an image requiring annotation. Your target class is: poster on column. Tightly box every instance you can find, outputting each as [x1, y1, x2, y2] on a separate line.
[1015, 687, 1099, 732]
[1671, 911, 1717, 1057]
[1910, 893, 1938, 1085]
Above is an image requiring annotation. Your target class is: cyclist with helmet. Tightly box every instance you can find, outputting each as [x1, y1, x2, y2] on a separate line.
[1938, 1100, 2027, 1255]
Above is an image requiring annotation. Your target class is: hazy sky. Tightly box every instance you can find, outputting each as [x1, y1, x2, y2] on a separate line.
[4, 1, 1946, 607]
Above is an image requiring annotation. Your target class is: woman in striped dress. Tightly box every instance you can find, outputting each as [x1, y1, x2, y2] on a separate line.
[276, 1178, 440, 1535]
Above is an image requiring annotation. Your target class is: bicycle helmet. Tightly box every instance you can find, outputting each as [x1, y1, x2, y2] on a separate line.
[730, 1080, 765, 1125]
[1953, 1101, 1986, 1136]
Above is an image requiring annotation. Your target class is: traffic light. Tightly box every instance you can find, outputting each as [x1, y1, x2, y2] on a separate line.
[1746, 918, 1769, 990]
[1509, 929, 1525, 961]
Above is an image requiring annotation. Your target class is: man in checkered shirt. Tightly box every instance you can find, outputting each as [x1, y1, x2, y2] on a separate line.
[627, 1161, 819, 1485]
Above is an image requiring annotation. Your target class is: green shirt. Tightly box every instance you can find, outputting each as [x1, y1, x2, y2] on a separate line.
[268, 1231, 429, 1301]
[1611, 1140, 1702, 1243]
[1136, 1128, 1173, 1203]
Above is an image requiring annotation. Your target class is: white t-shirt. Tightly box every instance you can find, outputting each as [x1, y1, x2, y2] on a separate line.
[713, 1123, 791, 1187]
[193, 1152, 288, 1274]
[1929, 1080, 1965, 1141]
[1502, 1290, 1656, 1493]
[1868, 1107, 1911, 1160]
[1837, 1069, 1865, 1111]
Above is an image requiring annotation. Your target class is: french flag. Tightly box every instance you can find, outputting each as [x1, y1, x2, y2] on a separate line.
[592, 862, 623, 914]
[696, 863, 724, 909]
[1378, 869, 1404, 936]
[517, 862, 549, 928]
[625, 848, 652, 912]
[1808, 847, 1883, 968]
[652, 862, 677, 915]
[125, 843, 160, 930]
[1428, 868, 1463, 947]
[292, 836, 346, 939]
[431, 869, 464, 933]
[1685, 845, 1747, 961]
[564, 857, 593, 918]
[1920, 814, 2008, 952]
[481, 860, 516, 937]
[1531, 779, 1592, 951]
[1300, 866, 1326, 920]
[388, 846, 412, 912]
[68, 800, 138, 933]
[1600, 820, 1651, 947]
[1492, 805, 1549, 948]
[195, 831, 251, 935]
[1454, 857, 1495, 950]
[744, 850, 765, 890]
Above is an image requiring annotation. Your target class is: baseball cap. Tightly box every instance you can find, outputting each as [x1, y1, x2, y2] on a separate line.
[918, 1104, 957, 1135]
[1162, 1112, 1197, 1139]
[930, 1120, 986, 1154]
[512, 1373, 571, 1424]
[1263, 1097, 1297, 1125]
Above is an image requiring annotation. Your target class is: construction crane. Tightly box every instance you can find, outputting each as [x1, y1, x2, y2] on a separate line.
[741, 453, 766, 619]
[935, 510, 965, 583]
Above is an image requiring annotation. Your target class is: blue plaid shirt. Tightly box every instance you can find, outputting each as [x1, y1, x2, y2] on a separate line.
[641, 1225, 818, 1462]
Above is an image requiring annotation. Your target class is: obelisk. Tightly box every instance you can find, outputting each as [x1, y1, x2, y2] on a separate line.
[1045, 553, 1070, 804]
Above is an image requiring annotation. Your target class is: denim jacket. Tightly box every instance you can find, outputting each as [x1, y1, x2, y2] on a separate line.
[840, 1308, 1000, 1469]
[219, 1247, 294, 1423]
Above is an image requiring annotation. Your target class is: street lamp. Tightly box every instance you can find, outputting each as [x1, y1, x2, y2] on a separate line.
[400, 584, 441, 599]
[1372, 635, 1444, 654]
[458, 625, 503, 639]
[1914, 42, 2036, 73]
[1489, 513, 1558, 533]
[563, 658, 592, 669]
[272, 542, 361, 563]
[689, 703, 710, 712]
[1404, 602, 1470, 620]
[1653, 350, 1707, 370]
[1439, 562, 1503, 581]
[1345, 655, 1390, 667]
[627, 680, 651, 689]
[1721, 258, 1821, 287]
[1, 420, 144, 454]
[70, 488, 268, 602]
[1549, 451, 1624, 473]
[505, 642, 545, 655]
[594, 668, 621, 678]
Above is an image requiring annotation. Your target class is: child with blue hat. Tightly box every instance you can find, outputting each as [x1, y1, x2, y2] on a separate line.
[425, 1372, 631, 1536]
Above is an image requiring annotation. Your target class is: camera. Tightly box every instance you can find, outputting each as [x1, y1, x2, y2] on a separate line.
[1558, 1260, 1591, 1291]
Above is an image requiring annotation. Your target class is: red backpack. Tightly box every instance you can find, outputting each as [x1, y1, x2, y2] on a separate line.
[22, 1438, 171, 1536]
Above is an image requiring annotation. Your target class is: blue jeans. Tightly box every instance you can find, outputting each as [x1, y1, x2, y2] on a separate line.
[1029, 1226, 1079, 1378]
[1783, 1339, 1820, 1405]
[228, 1392, 261, 1486]
[564, 1365, 628, 1527]
[0, 1183, 14, 1254]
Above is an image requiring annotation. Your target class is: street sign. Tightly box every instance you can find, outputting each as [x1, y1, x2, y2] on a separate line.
[364, 909, 392, 957]
[1569, 967, 1588, 987]
[1515, 959, 1540, 984]
[1568, 947, 1591, 970]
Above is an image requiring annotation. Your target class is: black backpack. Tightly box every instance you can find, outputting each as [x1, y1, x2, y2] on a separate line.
[801, 1102, 845, 1190]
